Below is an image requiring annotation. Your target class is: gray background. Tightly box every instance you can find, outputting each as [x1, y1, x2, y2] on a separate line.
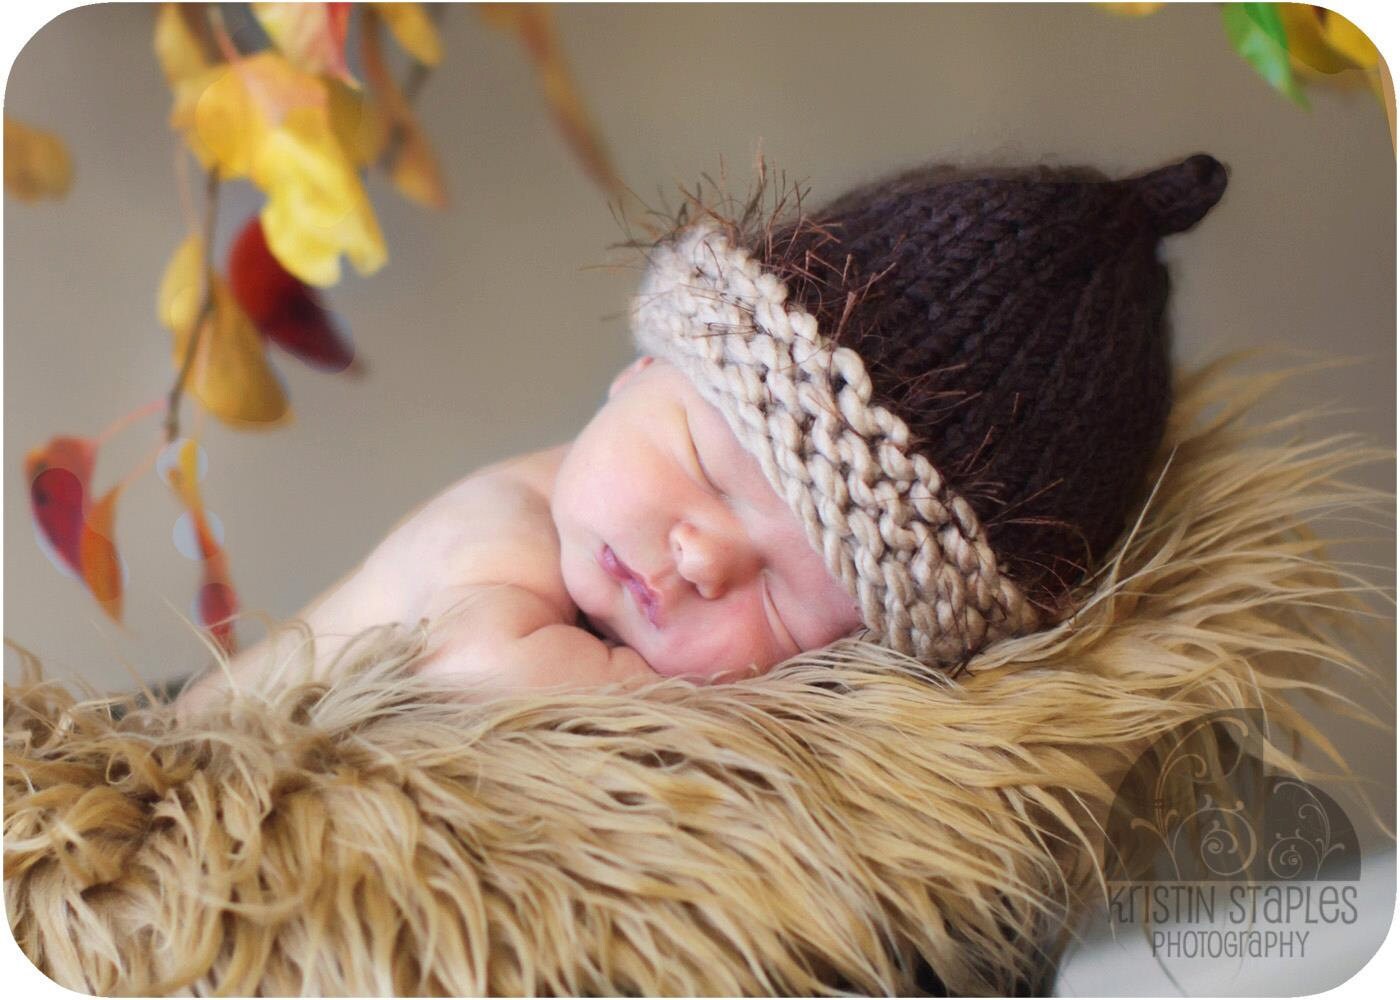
[4, 0, 1394, 864]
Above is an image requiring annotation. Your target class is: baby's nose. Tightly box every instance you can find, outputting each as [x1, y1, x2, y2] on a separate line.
[669, 521, 760, 599]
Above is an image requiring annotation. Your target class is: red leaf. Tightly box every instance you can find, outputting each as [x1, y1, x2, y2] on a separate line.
[227, 215, 359, 373]
[25, 436, 96, 577]
[199, 554, 239, 655]
[26, 434, 128, 622]
[29, 466, 85, 576]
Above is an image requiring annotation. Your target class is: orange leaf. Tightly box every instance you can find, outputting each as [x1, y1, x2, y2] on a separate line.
[372, 2, 442, 66]
[80, 487, 124, 622]
[165, 438, 240, 654]
[477, 3, 623, 195]
[4, 116, 74, 201]
[362, 9, 448, 209]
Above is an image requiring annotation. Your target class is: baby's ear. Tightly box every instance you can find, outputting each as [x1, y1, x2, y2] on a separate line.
[608, 355, 655, 398]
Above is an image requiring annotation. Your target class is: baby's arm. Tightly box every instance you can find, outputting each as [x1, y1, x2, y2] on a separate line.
[176, 456, 652, 715]
[175, 555, 399, 718]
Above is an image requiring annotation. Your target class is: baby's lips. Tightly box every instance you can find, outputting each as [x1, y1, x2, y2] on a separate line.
[624, 576, 662, 628]
[600, 544, 664, 628]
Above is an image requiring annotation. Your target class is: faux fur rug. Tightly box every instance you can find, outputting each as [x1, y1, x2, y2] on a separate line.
[5, 351, 1392, 995]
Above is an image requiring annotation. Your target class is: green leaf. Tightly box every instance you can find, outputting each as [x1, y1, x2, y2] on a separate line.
[1221, 3, 1309, 109]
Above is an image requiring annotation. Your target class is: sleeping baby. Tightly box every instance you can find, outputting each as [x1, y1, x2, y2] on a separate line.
[179, 153, 1229, 713]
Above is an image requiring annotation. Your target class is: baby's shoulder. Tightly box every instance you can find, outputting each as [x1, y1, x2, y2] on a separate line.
[369, 450, 572, 621]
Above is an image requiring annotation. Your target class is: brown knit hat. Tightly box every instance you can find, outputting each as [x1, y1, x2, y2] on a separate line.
[629, 153, 1229, 672]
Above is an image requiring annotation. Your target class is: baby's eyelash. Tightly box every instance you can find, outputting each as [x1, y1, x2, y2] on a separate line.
[762, 574, 795, 652]
[683, 411, 724, 497]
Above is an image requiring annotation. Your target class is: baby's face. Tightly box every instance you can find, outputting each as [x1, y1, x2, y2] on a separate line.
[551, 356, 864, 681]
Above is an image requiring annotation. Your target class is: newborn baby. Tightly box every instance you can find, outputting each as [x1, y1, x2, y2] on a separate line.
[179, 154, 1227, 713]
[180, 354, 864, 712]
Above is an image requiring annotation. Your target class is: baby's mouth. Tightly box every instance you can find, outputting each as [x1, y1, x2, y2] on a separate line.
[599, 544, 662, 628]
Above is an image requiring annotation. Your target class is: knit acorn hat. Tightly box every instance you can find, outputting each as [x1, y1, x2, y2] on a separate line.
[629, 153, 1229, 672]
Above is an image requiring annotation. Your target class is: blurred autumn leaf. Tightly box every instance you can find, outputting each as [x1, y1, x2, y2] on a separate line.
[1096, 3, 1165, 13]
[187, 52, 388, 286]
[362, 6, 448, 208]
[326, 77, 386, 167]
[373, 1, 442, 65]
[25, 436, 126, 623]
[229, 215, 360, 373]
[159, 234, 292, 427]
[1222, 3, 1308, 107]
[80, 488, 126, 623]
[252, 1, 355, 83]
[3, 116, 73, 201]
[1097, 2, 1393, 146]
[25, 437, 98, 583]
[28, 2, 636, 649]
[164, 438, 240, 654]
[477, 3, 624, 195]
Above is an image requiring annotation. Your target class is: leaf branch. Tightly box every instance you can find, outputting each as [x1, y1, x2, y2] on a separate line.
[164, 167, 220, 443]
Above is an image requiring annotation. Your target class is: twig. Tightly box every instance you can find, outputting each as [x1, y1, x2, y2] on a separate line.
[164, 168, 220, 443]
[96, 396, 166, 447]
[374, 5, 446, 171]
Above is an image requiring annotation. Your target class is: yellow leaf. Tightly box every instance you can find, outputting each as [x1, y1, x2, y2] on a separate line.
[231, 50, 329, 127]
[1318, 8, 1379, 71]
[164, 438, 203, 517]
[161, 236, 290, 427]
[157, 234, 206, 334]
[1094, 3, 1164, 15]
[254, 107, 388, 285]
[181, 62, 262, 175]
[477, 4, 623, 195]
[157, 4, 228, 172]
[373, 2, 442, 65]
[1280, 4, 1367, 75]
[4, 116, 73, 201]
[154, 2, 210, 88]
[253, 2, 355, 83]
[1379, 56, 1396, 153]
[327, 77, 386, 167]
[192, 281, 291, 426]
[178, 52, 387, 286]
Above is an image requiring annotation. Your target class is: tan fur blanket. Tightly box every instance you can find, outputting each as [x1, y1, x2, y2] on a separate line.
[5, 352, 1391, 995]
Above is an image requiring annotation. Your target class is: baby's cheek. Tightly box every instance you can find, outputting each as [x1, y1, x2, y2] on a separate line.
[652, 626, 775, 683]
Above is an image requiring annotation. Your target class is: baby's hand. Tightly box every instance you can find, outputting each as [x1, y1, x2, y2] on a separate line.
[412, 584, 656, 697]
